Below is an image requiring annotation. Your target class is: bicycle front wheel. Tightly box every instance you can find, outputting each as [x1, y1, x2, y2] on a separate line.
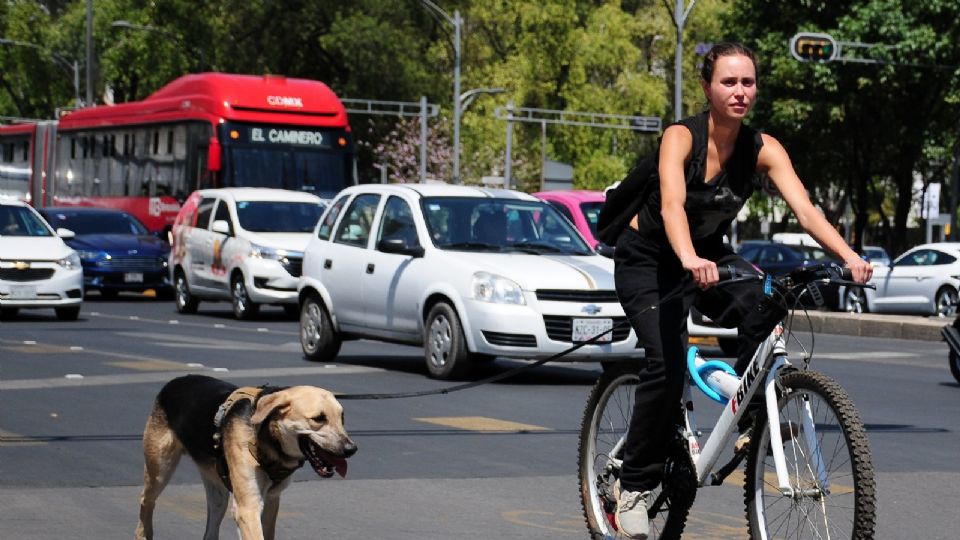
[578, 366, 695, 540]
[744, 370, 876, 539]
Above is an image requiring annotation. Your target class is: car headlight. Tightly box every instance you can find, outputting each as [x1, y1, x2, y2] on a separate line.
[57, 252, 82, 270]
[250, 244, 302, 261]
[75, 250, 105, 261]
[472, 271, 525, 305]
[250, 244, 280, 260]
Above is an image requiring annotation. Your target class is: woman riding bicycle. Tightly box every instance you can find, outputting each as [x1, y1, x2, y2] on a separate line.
[611, 42, 873, 539]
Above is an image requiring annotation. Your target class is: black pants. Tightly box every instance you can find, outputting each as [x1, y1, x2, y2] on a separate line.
[613, 228, 786, 492]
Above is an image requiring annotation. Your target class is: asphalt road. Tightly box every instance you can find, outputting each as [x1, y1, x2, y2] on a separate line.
[1, 296, 958, 539]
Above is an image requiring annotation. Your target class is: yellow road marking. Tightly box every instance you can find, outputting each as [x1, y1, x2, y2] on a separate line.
[414, 416, 551, 432]
[689, 336, 719, 346]
[3, 344, 75, 354]
[0, 429, 44, 446]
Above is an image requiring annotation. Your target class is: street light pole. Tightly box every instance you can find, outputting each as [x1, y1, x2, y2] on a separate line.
[419, 1, 462, 183]
[668, 0, 697, 122]
[0, 38, 82, 107]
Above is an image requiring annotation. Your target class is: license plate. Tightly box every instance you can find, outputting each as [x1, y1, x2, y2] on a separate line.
[572, 318, 613, 342]
[9, 285, 37, 299]
[124, 272, 144, 283]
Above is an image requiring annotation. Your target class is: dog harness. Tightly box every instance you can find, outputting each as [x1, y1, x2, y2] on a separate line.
[212, 386, 263, 492]
[212, 386, 305, 492]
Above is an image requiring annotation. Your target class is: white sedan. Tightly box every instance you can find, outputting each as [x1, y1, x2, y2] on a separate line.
[0, 199, 83, 320]
[297, 183, 638, 379]
[841, 242, 960, 317]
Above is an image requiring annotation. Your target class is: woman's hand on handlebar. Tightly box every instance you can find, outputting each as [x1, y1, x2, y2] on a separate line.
[682, 255, 719, 289]
[844, 256, 874, 284]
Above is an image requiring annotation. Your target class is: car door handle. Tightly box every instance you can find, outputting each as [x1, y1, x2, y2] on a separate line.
[324, 259, 332, 269]
[366, 263, 375, 274]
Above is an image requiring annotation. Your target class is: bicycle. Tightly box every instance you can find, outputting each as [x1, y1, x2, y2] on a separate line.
[578, 264, 877, 539]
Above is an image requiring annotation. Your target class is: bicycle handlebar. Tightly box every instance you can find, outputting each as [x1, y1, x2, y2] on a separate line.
[716, 263, 873, 290]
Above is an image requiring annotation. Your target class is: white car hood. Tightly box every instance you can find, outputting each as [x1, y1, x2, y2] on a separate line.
[242, 232, 312, 253]
[0, 236, 72, 260]
[450, 252, 615, 290]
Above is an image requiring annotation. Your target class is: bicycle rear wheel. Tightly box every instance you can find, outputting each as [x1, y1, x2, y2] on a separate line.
[744, 370, 876, 539]
[578, 366, 695, 539]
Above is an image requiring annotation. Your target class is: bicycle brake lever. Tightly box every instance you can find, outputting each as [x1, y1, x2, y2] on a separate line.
[832, 279, 876, 290]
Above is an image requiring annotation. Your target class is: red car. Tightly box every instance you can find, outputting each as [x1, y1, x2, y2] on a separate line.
[533, 190, 605, 249]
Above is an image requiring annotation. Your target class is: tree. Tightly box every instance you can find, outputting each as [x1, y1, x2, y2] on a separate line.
[725, 0, 960, 255]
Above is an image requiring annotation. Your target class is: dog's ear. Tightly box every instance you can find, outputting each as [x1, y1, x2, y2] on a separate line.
[250, 391, 290, 425]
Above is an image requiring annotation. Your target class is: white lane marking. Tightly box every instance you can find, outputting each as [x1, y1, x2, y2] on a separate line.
[0, 365, 384, 391]
[112, 332, 301, 352]
[88, 312, 298, 336]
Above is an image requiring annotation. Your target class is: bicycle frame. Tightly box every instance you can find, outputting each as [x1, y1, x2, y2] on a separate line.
[681, 321, 829, 496]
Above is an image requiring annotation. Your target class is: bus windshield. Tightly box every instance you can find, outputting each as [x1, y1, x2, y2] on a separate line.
[223, 147, 348, 197]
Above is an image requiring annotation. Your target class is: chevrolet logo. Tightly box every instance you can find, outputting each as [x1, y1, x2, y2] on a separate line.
[13, 261, 30, 270]
[581, 304, 602, 315]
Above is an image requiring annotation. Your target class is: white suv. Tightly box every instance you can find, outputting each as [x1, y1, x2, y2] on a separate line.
[297, 184, 639, 379]
[169, 188, 326, 319]
[0, 198, 83, 320]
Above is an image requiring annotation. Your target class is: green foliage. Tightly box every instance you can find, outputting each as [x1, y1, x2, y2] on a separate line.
[2, 0, 958, 256]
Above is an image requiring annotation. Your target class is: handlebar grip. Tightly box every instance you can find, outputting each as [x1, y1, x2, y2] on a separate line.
[840, 267, 853, 281]
[717, 265, 735, 281]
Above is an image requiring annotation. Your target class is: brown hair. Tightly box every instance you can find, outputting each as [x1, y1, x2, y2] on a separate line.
[700, 42, 758, 83]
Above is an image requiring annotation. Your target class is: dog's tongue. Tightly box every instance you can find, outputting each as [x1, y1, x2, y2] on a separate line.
[332, 457, 348, 478]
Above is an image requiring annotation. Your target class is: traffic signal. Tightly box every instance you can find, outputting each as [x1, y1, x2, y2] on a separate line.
[790, 33, 839, 62]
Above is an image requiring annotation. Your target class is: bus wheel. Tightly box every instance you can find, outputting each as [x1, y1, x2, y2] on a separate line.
[174, 270, 199, 314]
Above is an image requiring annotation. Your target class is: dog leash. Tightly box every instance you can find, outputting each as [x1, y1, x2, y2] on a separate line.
[336, 283, 695, 401]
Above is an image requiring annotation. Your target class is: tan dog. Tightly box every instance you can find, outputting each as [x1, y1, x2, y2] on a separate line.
[135, 374, 357, 540]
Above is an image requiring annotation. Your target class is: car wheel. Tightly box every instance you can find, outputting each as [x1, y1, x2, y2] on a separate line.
[950, 351, 960, 385]
[934, 286, 958, 317]
[300, 294, 341, 362]
[55, 306, 81, 321]
[424, 302, 473, 380]
[231, 273, 259, 320]
[0, 307, 19, 319]
[174, 270, 199, 314]
[844, 288, 868, 313]
[718, 337, 740, 357]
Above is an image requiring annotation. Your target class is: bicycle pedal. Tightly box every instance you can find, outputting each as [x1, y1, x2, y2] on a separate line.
[807, 282, 824, 307]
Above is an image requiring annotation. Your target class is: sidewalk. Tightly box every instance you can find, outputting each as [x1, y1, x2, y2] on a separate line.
[801, 311, 948, 342]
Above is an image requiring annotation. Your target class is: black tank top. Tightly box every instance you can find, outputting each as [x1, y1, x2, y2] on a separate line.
[635, 111, 764, 246]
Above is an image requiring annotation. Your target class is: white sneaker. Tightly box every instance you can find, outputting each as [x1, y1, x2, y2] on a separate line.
[614, 480, 650, 539]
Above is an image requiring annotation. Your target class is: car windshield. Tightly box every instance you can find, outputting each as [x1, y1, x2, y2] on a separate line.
[46, 211, 149, 235]
[0, 205, 53, 237]
[421, 197, 592, 255]
[863, 248, 887, 260]
[579, 201, 603, 237]
[235, 201, 325, 233]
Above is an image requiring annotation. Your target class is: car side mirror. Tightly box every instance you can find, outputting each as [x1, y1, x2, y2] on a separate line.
[378, 237, 425, 258]
[595, 242, 615, 258]
[56, 227, 75, 240]
[211, 220, 231, 235]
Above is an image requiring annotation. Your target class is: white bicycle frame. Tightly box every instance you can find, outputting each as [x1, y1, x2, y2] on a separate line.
[681, 322, 829, 496]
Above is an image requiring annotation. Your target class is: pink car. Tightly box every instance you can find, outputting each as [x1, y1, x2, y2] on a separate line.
[534, 190, 606, 249]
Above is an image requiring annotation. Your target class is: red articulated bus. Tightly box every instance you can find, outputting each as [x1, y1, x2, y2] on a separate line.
[0, 72, 356, 233]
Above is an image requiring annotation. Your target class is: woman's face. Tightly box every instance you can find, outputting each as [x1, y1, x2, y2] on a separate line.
[702, 54, 757, 120]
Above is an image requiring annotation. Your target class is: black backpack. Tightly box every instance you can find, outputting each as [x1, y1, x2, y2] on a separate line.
[595, 153, 659, 246]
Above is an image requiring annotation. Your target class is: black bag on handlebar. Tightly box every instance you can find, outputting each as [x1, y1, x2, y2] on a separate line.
[596, 153, 659, 246]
